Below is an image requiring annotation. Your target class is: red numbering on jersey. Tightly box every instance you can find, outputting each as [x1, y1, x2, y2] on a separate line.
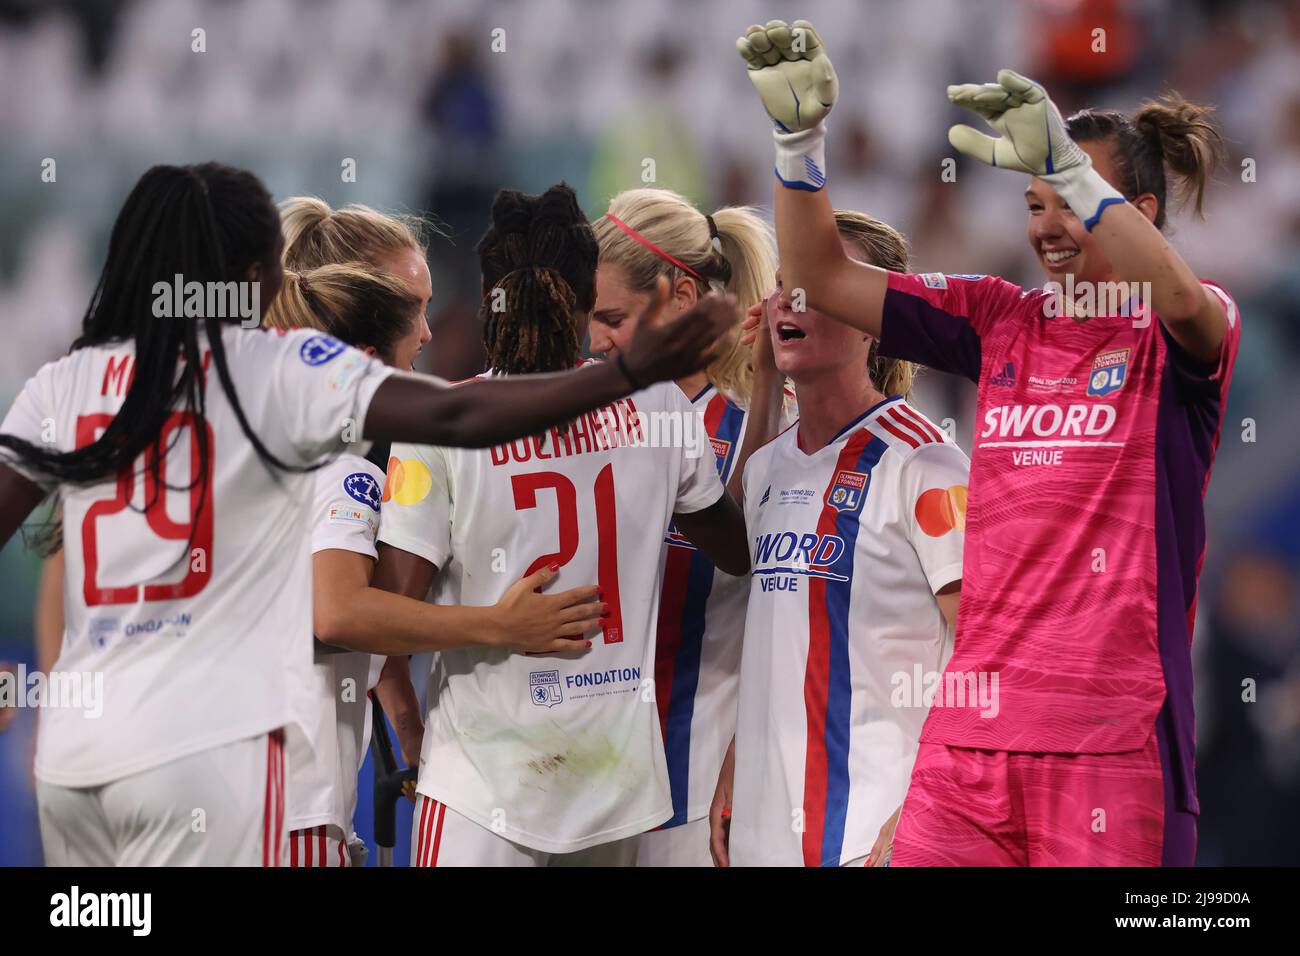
[76, 412, 215, 606]
[510, 463, 623, 644]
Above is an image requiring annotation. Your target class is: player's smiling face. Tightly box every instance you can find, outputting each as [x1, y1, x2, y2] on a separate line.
[377, 248, 433, 370]
[1026, 140, 1121, 287]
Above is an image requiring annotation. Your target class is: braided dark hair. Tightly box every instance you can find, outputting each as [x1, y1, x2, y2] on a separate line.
[476, 183, 597, 374]
[0, 162, 301, 553]
[1066, 95, 1226, 230]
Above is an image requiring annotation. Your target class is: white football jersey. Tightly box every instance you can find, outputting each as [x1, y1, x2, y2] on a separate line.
[653, 384, 793, 829]
[0, 327, 393, 787]
[378, 369, 725, 853]
[285, 452, 387, 834]
[732, 396, 968, 867]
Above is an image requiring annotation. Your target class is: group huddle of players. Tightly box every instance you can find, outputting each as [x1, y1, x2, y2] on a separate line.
[0, 19, 1237, 867]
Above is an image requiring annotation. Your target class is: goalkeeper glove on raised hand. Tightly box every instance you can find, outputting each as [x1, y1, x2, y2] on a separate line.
[736, 19, 838, 191]
[947, 69, 1125, 230]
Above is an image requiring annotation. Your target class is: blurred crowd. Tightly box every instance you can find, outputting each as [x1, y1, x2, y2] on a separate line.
[0, 0, 1297, 865]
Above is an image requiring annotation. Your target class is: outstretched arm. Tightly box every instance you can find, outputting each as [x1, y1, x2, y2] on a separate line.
[364, 287, 739, 447]
[313, 552, 602, 656]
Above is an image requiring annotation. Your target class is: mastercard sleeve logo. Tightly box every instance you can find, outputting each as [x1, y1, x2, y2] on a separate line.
[915, 484, 968, 536]
[382, 455, 433, 506]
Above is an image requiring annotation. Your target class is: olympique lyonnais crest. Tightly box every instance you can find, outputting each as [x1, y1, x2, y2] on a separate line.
[529, 670, 562, 708]
[827, 469, 869, 513]
[1087, 348, 1130, 397]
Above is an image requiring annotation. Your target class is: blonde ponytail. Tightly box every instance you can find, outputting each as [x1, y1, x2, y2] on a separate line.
[279, 196, 431, 271]
[263, 262, 421, 362]
[595, 188, 776, 405]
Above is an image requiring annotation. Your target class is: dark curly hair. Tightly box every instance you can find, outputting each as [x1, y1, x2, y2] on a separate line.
[476, 183, 597, 375]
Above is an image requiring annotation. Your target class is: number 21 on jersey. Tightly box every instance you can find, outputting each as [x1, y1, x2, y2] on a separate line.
[512, 463, 623, 644]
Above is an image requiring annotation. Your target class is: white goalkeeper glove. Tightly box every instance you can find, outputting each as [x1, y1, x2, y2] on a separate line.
[736, 19, 838, 191]
[947, 69, 1125, 230]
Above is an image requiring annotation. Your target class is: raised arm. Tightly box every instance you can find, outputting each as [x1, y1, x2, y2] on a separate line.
[946, 69, 1228, 361]
[365, 288, 738, 447]
[672, 492, 750, 577]
[1087, 203, 1225, 361]
[725, 298, 787, 507]
[737, 19, 889, 336]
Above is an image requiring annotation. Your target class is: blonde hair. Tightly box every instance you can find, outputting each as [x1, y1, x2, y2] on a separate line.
[279, 196, 429, 271]
[594, 188, 776, 405]
[263, 262, 420, 362]
[832, 209, 918, 399]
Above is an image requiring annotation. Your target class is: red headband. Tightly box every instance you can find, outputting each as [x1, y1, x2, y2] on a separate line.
[604, 212, 706, 283]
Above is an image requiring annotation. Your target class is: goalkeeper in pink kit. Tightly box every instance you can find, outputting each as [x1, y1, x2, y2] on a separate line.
[736, 20, 1238, 865]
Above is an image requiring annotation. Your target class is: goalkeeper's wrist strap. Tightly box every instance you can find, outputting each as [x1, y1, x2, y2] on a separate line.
[774, 125, 828, 192]
[1042, 162, 1125, 231]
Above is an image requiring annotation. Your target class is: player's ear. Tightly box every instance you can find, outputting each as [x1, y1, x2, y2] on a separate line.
[1132, 193, 1159, 225]
[361, 345, 378, 358]
[672, 274, 699, 312]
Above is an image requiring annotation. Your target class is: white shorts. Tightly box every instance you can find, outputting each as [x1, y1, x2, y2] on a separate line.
[288, 824, 350, 867]
[635, 816, 713, 867]
[411, 795, 639, 867]
[38, 730, 286, 867]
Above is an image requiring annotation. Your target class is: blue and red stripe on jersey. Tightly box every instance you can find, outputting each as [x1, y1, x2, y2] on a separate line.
[801, 416, 890, 867]
[654, 389, 746, 828]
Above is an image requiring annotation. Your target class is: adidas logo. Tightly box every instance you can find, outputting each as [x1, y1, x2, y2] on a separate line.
[759, 485, 771, 507]
[990, 362, 1016, 387]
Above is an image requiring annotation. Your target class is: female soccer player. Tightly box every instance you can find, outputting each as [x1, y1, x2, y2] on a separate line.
[263, 261, 608, 867]
[275, 197, 435, 866]
[589, 188, 788, 866]
[0, 162, 734, 866]
[374, 183, 751, 866]
[710, 210, 967, 868]
[737, 20, 1237, 865]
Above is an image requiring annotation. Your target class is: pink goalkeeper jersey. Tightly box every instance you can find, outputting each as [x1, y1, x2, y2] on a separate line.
[879, 272, 1240, 814]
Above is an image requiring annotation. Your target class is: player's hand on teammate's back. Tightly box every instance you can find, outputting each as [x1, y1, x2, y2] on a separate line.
[490, 564, 604, 654]
[736, 19, 838, 134]
[620, 276, 740, 387]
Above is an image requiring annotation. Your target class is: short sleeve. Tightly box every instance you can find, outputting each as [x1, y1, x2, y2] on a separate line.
[670, 388, 726, 516]
[1160, 281, 1241, 405]
[0, 363, 58, 493]
[270, 330, 396, 465]
[879, 273, 1041, 383]
[898, 441, 971, 594]
[311, 460, 385, 560]
[376, 442, 453, 569]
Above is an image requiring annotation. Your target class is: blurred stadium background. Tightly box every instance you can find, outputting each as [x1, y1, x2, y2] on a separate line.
[1, 0, 1297, 866]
